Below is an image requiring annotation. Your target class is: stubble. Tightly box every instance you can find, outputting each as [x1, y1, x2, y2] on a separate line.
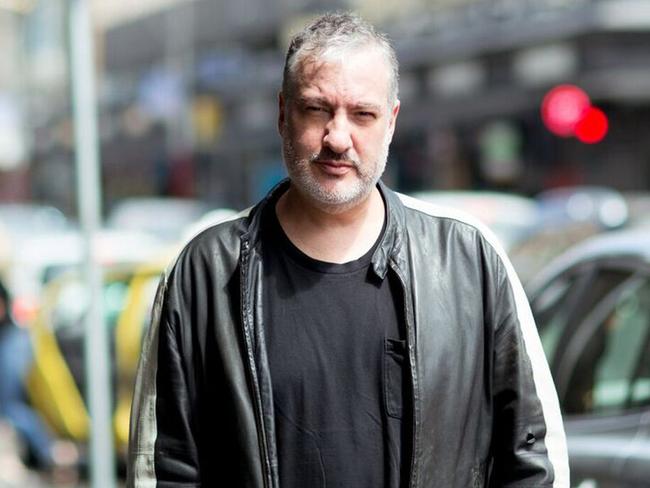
[281, 126, 390, 213]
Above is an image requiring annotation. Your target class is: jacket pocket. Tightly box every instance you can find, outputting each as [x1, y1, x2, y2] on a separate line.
[383, 338, 407, 419]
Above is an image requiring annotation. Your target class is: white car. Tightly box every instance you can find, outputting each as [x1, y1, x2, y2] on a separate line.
[107, 197, 210, 242]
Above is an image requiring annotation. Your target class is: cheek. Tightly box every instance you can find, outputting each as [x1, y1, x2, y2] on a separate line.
[293, 125, 324, 152]
[354, 127, 389, 157]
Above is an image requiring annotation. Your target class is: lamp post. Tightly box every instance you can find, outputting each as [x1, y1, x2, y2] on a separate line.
[68, 0, 116, 486]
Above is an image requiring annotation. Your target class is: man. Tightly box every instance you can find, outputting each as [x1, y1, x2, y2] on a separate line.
[128, 12, 569, 487]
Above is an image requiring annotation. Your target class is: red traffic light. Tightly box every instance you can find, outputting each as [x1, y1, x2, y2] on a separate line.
[541, 84, 608, 143]
[541, 85, 590, 137]
[575, 106, 609, 144]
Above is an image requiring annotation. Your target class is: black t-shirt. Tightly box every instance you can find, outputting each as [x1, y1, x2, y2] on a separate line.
[261, 202, 410, 488]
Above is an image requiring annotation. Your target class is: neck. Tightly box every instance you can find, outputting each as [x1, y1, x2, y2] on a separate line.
[275, 185, 385, 263]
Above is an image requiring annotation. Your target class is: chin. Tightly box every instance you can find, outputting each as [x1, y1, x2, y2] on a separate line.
[298, 180, 375, 214]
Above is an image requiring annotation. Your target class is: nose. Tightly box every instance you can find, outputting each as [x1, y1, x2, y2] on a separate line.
[323, 114, 352, 154]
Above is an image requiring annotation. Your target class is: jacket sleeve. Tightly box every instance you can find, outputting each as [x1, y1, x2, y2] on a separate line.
[126, 269, 201, 487]
[489, 257, 570, 488]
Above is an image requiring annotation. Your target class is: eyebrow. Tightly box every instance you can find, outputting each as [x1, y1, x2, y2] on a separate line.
[297, 96, 328, 106]
[352, 102, 383, 112]
[297, 96, 383, 112]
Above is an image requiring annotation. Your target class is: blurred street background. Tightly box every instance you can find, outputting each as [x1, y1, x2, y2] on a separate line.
[1, 0, 650, 487]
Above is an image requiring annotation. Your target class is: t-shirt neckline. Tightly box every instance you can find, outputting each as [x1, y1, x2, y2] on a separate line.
[267, 200, 387, 275]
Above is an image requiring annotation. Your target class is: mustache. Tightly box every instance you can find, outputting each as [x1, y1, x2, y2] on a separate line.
[309, 149, 359, 166]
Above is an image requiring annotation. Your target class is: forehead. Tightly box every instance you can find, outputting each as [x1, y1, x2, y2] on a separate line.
[293, 47, 392, 104]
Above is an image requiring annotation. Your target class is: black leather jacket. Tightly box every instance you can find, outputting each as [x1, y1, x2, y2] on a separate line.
[127, 181, 569, 487]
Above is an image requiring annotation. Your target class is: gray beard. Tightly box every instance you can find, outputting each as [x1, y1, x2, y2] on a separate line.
[281, 136, 390, 214]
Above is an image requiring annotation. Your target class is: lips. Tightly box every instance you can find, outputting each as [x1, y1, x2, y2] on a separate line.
[314, 159, 354, 176]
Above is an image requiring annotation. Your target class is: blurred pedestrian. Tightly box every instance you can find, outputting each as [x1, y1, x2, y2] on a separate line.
[0, 279, 54, 471]
[128, 12, 569, 487]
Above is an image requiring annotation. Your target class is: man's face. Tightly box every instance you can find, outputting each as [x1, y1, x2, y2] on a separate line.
[279, 47, 400, 212]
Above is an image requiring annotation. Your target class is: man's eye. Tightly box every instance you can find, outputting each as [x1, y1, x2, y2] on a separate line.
[306, 106, 324, 112]
[357, 111, 376, 119]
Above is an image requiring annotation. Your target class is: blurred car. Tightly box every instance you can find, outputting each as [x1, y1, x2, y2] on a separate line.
[26, 250, 172, 461]
[510, 186, 630, 285]
[527, 228, 650, 487]
[0, 204, 71, 239]
[509, 222, 603, 285]
[107, 197, 210, 242]
[410, 190, 540, 251]
[0, 229, 164, 325]
[0, 204, 73, 316]
[536, 186, 629, 231]
[623, 191, 650, 230]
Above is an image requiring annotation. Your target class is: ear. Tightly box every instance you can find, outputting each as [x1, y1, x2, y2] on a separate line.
[387, 99, 400, 140]
[278, 92, 286, 136]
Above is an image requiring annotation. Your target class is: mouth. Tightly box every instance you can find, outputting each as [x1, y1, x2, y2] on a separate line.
[314, 159, 355, 176]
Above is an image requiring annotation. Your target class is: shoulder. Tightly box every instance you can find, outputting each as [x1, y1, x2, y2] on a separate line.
[184, 207, 252, 252]
[394, 191, 507, 258]
[165, 207, 253, 283]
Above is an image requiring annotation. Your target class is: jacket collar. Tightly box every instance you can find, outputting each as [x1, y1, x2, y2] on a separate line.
[243, 178, 405, 279]
[373, 180, 406, 279]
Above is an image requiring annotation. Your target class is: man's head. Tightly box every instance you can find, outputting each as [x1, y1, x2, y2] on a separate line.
[282, 13, 399, 106]
[279, 12, 400, 213]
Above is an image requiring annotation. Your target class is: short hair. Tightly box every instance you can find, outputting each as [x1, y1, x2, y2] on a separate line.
[282, 12, 399, 104]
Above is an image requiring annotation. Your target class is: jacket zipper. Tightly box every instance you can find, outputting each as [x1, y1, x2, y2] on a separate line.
[240, 238, 273, 488]
[390, 261, 420, 488]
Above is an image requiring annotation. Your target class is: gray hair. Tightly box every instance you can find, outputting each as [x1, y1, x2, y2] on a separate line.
[282, 12, 399, 104]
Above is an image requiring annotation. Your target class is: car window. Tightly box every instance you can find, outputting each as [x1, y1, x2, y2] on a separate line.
[632, 320, 650, 408]
[533, 268, 630, 366]
[562, 276, 650, 415]
[534, 273, 579, 363]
